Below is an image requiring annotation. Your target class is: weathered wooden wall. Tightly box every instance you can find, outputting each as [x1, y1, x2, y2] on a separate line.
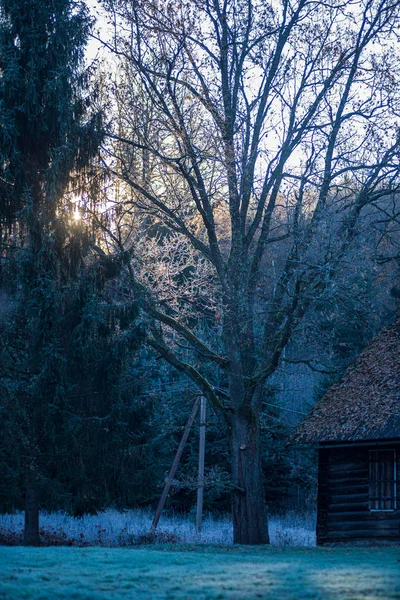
[317, 444, 400, 544]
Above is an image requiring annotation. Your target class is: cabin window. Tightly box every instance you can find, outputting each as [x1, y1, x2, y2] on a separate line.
[369, 449, 397, 511]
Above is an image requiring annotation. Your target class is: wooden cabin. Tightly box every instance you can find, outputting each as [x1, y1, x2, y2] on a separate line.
[293, 320, 400, 544]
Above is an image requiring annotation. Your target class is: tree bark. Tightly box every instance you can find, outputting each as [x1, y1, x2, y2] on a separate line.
[230, 408, 269, 545]
[24, 472, 40, 546]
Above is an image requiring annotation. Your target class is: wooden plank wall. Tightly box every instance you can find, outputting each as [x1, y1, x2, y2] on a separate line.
[317, 444, 400, 544]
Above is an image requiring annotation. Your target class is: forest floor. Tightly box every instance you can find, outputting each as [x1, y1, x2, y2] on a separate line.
[0, 545, 399, 599]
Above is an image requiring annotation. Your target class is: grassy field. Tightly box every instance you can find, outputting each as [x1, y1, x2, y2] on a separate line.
[0, 545, 399, 599]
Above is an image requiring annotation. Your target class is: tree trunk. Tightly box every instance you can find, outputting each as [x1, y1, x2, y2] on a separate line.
[24, 473, 40, 546]
[230, 408, 269, 545]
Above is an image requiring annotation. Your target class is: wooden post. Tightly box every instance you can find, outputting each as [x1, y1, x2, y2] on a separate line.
[151, 396, 200, 532]
[196, 396, 206, 534]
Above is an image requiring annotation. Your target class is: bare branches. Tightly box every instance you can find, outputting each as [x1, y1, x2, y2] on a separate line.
[146, 307, 229, 368]
[99, 0, 400, 406]
[147, 324, 227, 415]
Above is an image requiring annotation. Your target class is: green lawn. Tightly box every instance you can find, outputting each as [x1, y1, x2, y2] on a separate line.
[0, 545, 399, 599]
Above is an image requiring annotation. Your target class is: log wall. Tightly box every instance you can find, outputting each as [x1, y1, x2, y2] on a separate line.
[317, 443, 400, 544]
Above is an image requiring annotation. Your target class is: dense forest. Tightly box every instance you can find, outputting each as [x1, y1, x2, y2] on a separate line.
[1, 0, 400, 546]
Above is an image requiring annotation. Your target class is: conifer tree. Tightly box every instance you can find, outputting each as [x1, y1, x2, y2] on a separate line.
[0, 0, 103, 545]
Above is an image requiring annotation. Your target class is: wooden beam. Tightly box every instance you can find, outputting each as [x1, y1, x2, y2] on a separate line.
[196, 396, 206, 534]
[151, 396, 200, 532]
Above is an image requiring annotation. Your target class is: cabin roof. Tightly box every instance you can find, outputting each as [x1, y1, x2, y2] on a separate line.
[292, 319, 400, 444]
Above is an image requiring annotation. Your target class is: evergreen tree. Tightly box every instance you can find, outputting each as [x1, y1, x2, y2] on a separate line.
[0, 0, 103, 544]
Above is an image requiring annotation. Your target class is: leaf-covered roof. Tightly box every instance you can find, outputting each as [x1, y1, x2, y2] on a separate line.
[293, 319, 400, 444]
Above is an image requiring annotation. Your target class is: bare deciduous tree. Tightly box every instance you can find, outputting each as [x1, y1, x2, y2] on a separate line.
[99, 0, 400, 544]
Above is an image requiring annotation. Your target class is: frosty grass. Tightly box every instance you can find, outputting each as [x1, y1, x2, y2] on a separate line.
[0, 509, 316, 547]
[1, 545, 399, 600]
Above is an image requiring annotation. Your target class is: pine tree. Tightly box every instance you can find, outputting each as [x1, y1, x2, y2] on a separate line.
[0, 0, 102, 545]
